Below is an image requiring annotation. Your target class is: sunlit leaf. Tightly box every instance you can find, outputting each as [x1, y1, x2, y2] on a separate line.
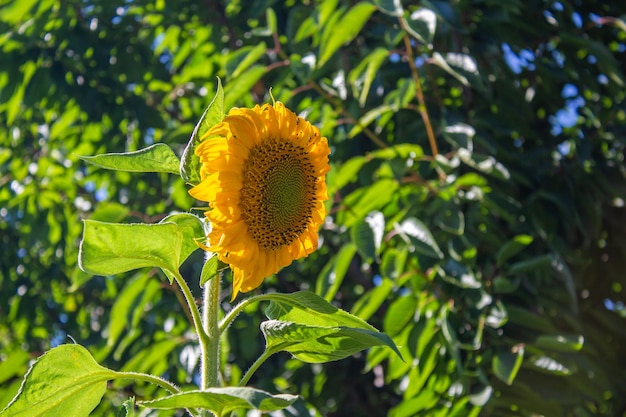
[78, 220, 182, 280]
[262, 291, 402, 361]
[403, 8, 437, 47]
[395, 218, 444, 259]
[139, 388, 298, 417]
[80, 143, 180, 174]
[0, 345, 116, 417]
[262, 319, 398, 363]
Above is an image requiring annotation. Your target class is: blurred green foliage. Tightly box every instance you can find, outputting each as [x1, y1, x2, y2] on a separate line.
[2, 0, 626, 416]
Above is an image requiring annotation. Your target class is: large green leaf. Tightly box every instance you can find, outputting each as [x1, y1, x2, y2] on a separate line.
[80, 143, 180, 174]
[159, 213, 205, 266]
[261, 320, 398, 363]
[139, 388, 298, 417]
[181, 78, 225, 185]
[262, 291, 401, 362]
[78, 220, 182, 280]
[0, 345, 116, 417]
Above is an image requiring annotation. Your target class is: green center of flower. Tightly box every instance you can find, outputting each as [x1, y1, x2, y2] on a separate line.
[240, 138, 317, 251]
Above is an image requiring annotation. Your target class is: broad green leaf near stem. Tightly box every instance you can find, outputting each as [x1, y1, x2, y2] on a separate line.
[181, 77, 224, 185]
[262, 291, 402, 361]
[139, 388, 298, 417]
[159, 213, 205, 268]
[78, 220, 182, 281]
[0, 345, 114, 417]
[78, 214, 203, 284]
[0, 345, 178, 417]
[80, 143, 180, 174]
[261, 320, 398, 363]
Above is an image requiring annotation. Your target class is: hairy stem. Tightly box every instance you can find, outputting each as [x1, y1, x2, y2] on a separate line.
[114, 371, 180, 394]
[218, 294, 277, 335]
[171, 271, 210, 385]
[203, 273, 221, 390]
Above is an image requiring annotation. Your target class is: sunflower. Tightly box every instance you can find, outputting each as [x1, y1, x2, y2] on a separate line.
[189, 102, 331, 299]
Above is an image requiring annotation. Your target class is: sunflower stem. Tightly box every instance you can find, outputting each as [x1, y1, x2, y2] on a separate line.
[171, 271, 211, 417]
[202, 272, 221, 390]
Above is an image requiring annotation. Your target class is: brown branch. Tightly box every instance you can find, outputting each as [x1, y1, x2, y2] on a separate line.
[401, 33, 439, 158]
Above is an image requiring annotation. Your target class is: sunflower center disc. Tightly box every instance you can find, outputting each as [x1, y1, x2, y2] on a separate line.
[241, 139, 317, 250]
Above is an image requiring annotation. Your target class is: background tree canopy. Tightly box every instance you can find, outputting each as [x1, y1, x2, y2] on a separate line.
[1, 0, 626, 416]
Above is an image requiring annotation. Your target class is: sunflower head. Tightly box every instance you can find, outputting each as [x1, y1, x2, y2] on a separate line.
[189, 102, 330, 299]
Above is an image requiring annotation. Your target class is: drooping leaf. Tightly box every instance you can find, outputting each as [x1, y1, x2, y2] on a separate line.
[0, 345, 116, 417]
[181, 78, 224, 185]
[262, 291, 401, 361]
[139, 388, 298, 417]
[261, 319, 398, 363]
[395, 218, 444, 259]
[80, 143, 180, 174]
[403, 8, 437, 47]
[78, 220, 182, 281]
